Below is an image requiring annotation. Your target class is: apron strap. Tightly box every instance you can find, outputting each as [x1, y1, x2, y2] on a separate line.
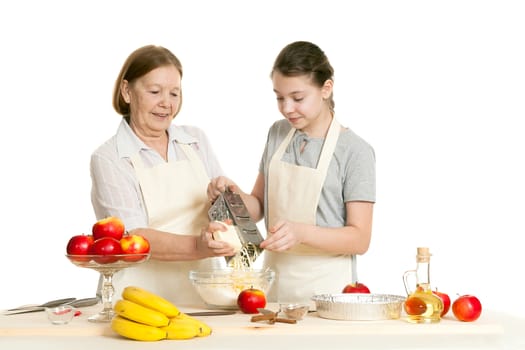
[178, 143, 200, 162]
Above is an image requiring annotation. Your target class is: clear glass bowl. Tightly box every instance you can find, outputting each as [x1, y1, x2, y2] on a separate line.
[66, 253, 149, 268]
[189, 268, 275, 309]
[66, 253, 150, 323]
[45, 305, 76, 325]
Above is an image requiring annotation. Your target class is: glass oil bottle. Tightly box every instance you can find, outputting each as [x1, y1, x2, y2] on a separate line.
[402, 247, 443, 323]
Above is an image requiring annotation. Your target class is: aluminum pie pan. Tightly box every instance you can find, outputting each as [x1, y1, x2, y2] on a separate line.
[311, 293, 406, 321]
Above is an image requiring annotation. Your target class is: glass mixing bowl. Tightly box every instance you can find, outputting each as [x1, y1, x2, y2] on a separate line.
[189, 268, 275, 309]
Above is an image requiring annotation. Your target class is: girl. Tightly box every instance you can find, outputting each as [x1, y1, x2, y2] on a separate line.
[208, 41, 376, 302]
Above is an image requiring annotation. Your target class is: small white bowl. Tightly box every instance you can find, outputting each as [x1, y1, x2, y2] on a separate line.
[280, 303, 309, 320]
[45, 305, 76, 325]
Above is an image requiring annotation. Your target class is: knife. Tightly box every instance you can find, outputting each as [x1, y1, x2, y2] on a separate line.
[4, 298, 77, 315]
[6, 297, 77, 312]
[185, 311, 236, 316]
[3, 297, 99, 315]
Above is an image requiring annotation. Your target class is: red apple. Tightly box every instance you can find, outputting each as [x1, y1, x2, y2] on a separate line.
[92, 216, 125, 241]
[120, 234, 150, 262]
[237, 287, 266, 314]
[342, 282, 370, 294]
[90, 237, 123, 264]
[433, 290, 451, 317]
[452, 295, 482, 322]
[66, 234, 94, 261]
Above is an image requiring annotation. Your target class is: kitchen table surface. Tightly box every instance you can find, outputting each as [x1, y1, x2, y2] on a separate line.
[1, 303, 523, 349]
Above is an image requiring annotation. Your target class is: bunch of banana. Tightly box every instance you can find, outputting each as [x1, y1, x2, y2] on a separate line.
[110, 285, 212, 341]
[161, 313, 212, 340]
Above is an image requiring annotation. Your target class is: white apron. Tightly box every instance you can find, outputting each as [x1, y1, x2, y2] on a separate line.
[111, 143, 224, 305]
[264, 118, 355, 303]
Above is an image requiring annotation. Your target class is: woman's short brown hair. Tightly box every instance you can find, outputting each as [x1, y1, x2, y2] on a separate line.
[112, 45, 183, 116]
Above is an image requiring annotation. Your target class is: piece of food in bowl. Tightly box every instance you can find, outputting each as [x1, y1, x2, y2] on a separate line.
[189, 268, 275, 309]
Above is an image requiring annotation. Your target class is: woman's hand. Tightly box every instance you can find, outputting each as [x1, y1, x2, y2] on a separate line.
[207, 176, 240, 203]
[198, 221, 236, 257]
[260, 220, 306, 252]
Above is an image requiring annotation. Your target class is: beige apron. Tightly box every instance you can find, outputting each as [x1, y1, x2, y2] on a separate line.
[264, 118, 354, 303]
[111, 143, 224, 305]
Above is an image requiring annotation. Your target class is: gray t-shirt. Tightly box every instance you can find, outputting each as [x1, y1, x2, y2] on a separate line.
[259, 119, 376, 229]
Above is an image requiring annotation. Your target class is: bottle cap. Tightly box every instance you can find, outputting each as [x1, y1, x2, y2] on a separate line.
[416, 247, 431, 262]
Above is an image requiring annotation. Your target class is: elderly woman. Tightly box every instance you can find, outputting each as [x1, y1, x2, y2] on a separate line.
[90, 45, 234, 304]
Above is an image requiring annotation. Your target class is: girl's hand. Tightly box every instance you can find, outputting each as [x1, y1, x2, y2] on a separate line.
[260, 220, 304, 252]
[207, 176, 240, 202]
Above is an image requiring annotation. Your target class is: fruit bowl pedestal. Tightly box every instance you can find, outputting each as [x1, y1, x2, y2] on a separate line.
[66, 253, 150, 323]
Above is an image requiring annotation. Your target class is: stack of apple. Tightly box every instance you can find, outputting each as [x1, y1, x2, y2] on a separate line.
[66, 216, 150, 264]
[341, 281, 482, 322]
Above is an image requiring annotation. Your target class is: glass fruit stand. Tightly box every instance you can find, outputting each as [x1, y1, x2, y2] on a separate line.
[66, 253, 150, 323]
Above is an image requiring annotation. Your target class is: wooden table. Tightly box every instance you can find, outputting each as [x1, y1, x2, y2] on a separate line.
[1, 303, 523, 349]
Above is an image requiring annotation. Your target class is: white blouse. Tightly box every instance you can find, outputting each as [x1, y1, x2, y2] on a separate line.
[90, 118, 224, 230]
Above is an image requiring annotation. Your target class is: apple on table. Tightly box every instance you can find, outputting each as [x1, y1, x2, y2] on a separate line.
[452, 294, 482, 322]
[237, 287, 266, 314]
[342, 282, 370, 294]
[432, 289, 451, 317]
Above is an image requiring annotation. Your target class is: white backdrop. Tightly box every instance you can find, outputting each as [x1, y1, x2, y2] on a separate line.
[1, 1, 523, 319]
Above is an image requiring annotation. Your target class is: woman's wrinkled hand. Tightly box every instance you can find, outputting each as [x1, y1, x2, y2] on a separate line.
[198, 221, 236, 257]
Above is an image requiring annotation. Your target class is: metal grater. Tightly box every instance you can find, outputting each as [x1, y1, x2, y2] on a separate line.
[208, 189, 264, 267]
